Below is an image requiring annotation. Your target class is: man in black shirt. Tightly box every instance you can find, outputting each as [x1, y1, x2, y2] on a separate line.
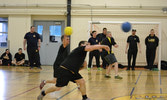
[88, 30, 101, 71]
[97, 28, 107, 69]
[23, 26, 41, 69]
[12, 48, 25, 66]
[145, 29, 159, 70]
[0, 49, 12, 66]
[101, 31, 122, 79]
[39, 35, 70, 89]
[37, 41, 109, 100]
[125, 29, 141, 70]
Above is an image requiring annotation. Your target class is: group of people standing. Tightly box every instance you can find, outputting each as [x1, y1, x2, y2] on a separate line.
[88, 28, 159, 72]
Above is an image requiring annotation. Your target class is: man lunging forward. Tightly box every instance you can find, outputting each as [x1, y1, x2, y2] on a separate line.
[37, 41, 110, 100]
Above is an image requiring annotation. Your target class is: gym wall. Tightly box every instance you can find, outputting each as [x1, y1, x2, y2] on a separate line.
[0, 0, 167, 62]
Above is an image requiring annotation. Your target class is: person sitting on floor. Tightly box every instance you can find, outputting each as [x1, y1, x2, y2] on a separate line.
[12, 48, 25, 66]
[0, 49, 12, 66]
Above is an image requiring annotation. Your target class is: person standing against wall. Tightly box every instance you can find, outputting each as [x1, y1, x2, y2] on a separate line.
[125, 29, 141, 70]
[88, 30, 101, 71]
[23, 26, 41, 69]
[97, 28, 107, 69]
[145, 29, 159, 70]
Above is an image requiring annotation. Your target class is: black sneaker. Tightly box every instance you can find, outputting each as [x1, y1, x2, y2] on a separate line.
[105, 75, 111, 78]
[37, 66, 42, 69]
[83, 98, 91, 100]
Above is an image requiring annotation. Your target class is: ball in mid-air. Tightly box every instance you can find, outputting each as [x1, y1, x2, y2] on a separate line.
[121, 22, 132, 32]
[64, 27, 73, 35]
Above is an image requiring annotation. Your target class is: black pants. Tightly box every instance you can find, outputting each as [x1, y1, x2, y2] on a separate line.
[2, 59, 11, 66]
[101, 51, 108, 69]
[88, 50, 100, 68]
[146, 48, 156, 70]
[127, 49, 138, 69]
[27, 47, 40, 67]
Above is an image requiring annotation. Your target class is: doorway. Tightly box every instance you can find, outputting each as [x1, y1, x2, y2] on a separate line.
[34, 21, 65, 65]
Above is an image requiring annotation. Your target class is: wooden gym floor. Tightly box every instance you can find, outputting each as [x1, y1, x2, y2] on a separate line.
[0, 66, 167, 100]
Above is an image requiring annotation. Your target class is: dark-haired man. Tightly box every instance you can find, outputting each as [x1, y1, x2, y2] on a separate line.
[97, 28, 107, 69]
[39, 35, 70, 89]
[37, 41, 110, 100]
[23, 26, 41, 69]
[12, 48, 25, 66]
[88, 30, 101, 71]
[0, 49, 12, 66]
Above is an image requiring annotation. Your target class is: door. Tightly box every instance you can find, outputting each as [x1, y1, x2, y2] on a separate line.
[34, 21, 65, 65]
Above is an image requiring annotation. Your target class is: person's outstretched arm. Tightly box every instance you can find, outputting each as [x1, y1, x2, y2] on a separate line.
[85, 45, 110, 52]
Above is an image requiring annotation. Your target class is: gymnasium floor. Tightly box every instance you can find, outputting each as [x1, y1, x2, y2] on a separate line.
[0, 66, 167, 100]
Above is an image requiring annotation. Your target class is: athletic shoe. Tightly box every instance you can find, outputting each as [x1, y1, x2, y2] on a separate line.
[83, 98, 91, 100]
[37, 94, 43, 100]
[105, 75, 111, 78]
[87, 68, 91, 71]
[115, 75, 123, 79]
[132, 68, 135, 71]
[39, 80, 45, 90]
[38, 67, 42, 69]
[98, 67, 102, 71]
[152, 68, 159, 71]
[126, 68, 130, 70]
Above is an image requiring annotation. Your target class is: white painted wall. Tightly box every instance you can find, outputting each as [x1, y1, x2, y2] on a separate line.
[0, 0, 167, 63]
[8, 15, 31, 60]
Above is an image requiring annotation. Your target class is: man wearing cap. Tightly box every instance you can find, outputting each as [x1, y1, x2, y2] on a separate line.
[125, 29, 141, 70]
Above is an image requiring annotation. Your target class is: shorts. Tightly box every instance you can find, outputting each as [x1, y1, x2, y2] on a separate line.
[104, 53, 117, 65]
[56, 67, 83, 87]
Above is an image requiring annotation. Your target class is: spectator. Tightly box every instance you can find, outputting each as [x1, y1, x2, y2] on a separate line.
[12, 48, 25, 66]
[0, 49, 12, 66]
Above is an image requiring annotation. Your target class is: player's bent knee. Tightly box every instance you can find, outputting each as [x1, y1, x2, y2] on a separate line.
[76, 78, 85, 85]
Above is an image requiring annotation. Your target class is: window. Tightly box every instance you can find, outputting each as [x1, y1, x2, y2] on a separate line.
[37, 25, 43, 42]
[50, 25, 61, 36]
[0, 22, 8, 48]
[49, 25, 61, 42]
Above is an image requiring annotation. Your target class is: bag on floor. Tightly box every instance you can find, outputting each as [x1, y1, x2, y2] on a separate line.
[161, 60, 167, 70]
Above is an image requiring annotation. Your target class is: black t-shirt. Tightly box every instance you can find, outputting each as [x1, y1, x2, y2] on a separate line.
[88, 37, 100, 45]
[127, 35, 140, 50]
[24, 32, 40, 48]
[0, 53, 12, 61]
[61, 46, 87, 73]
[101, 37, 116, 55]
[14, 53, 25, 62]
[145, 35, 159, 50]
[53, 44, 70, 67]
[96, 33, 106, 43]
